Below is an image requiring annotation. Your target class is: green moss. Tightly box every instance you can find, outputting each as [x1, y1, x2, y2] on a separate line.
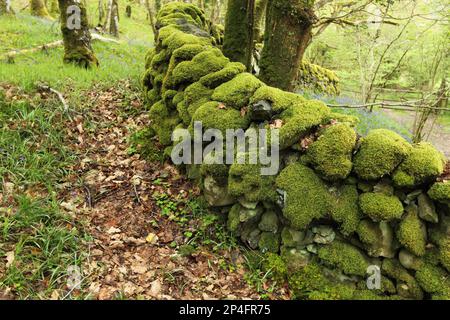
[393, 142, 445, 187]
[397, 209, 426, 256]
[353, 129, 412, 180]
[306, 123, 356, 180]
[428, 181, 450, 205]
[227, 203, 241, 233]
[183, 81, 213, 117]
[258, 232, 281, 253]
[296, 61, 340, 96]
[263, 253, 287, 283]
[381, 259, 423, 299]
[249, 85, 306, 113]
[149, 100, 181, 146]
[190, 101, 250, 134]
[276, 163, 331, 230]
[211, 73, 264, 109]
[199, 62, 246, 89]
[170, 48, 229, 87]
[229, 162, 277, 203]
[324, 112, 360, 127]
[330, 184, 361, 235]
[359, 192, 404, 221]
[317, 241, 369, 276]
[277, 100, 331, 149]
[159, 26, 211, 55]
[415, 263, 449, 294]
[357, 220, 379, 245]
[439, 238, 450, 272]
[144, 48, 156, 70]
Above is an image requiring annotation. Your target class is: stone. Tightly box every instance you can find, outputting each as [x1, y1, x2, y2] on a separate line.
[418, 193, 438, 223]
[399, 249, 422, 270]
[405, 189, 422, 204]
[238, 197, 259, 209]
[373, 179, 394, 196]
[281, 246, 311, 273]
[249, 99, 273, 121]
[239, 205, 264, 223]
[312, 225, 335, 244]
[258, 210, 279, 233]
[203, 175, 235, 206]
[246, 229, 261, 249]
[306, 244, 317, 254]
[281, 227, 309, 247]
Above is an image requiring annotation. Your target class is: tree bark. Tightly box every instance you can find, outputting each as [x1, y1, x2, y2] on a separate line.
[58, 0, 99, 68]
[98, 0, 105, 25]
[0, 0, 14, 15]
[258, 0, 316, 91]
[145, 0, 157, 38]
[31, 0, 52, 18]
[253, 0, 267, 43]
[222, 0, 254, 69]
[105, 0, 119, 37]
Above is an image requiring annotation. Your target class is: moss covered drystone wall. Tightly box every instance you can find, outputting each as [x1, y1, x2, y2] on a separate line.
[142, 3, 450, 300]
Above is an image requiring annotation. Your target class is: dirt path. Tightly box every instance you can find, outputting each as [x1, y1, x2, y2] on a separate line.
[383, 109, 450, 158]
[59, 82, 288, 300]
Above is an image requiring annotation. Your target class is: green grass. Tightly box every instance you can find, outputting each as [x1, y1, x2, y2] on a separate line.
[0, 2, 153, 93]
[0, 92, 87, 299]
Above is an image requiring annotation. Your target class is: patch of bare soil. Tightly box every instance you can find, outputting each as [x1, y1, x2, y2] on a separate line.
[59, 81, 289, 300]
[383, 109, 450, 158]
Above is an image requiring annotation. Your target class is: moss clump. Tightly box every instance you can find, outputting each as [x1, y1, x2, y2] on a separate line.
[278, 100, 331, 149]
[263, 253, 287, 283]
[307, 123, 356, 180]
[359, 192, 404, 221]
[317, 241, 369, 276]
[324, 112, 359, 127]
[159, 25, 211, 55]
[211, 73, 264, 109]
[397, 209, 426, 256]
[190, 101, 250, 134]
[227, 203, 241, 233]
[200, 62, 246, 89]
[330, 184, 361, 235]
[249, 85, 306, 113]
[428, 181, 450, 205]
[353, 129, 412, 180]
[144, 48, 156, 70]
[258, 232, 281, 253]
[415, 263, 450, 295]
[276, 163, 331, 230]
[170, 48, 229, 87]
[439, 238, 450, 272]
[357, 219, 380, 246]
[183, 81, 213, 117]
[382, 259, 423, 299]
[149, 100, 181, 146]
[229, 162, 277, 203]
[392, 142, 445, 187]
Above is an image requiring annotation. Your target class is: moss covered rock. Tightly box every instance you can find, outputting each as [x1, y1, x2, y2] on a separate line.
[396, 205, 427, 256]
[359, 192, 404, 221]
[307, 123, 356, 181]
[428, 181, 450, 205]
[211, 73, 264, 109]
[276, 163, 331, 230]
[392, 142, 445, 187]
[200, 62, 246, 89]
[353, 129, 412, 180]
[259, 232, 281, 253]
[330, 184, 361, 235]
[317, 241, 369, 276]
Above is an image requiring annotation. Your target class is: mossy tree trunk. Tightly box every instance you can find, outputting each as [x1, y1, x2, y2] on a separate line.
[31, 0, 52, 18]
[222, 0, 254, 70]
[0, 0, 14, 15]
[259, 0, 316, 91]
[105, 0, 119, 37]
[98, 0, 105, 26]
[58, 0, 99, 68]
[253, 0, 267, 43]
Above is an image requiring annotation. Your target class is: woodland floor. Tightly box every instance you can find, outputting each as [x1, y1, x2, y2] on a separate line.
[0, 81, 289, 300]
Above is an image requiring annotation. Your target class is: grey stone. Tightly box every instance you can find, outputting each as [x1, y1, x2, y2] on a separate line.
[281, 246, 311, 273]
[399, 249, 422, 270]
[239, 205, 264, 223]
[203, 175, 235, 207]
[238, 197, 258, 209]
[281, 227, 307, 247]
[312, 225, 336, 244]
[418, 193, 438, 223]
[258, 210, 279, 233]
[249, 99, 273, 121]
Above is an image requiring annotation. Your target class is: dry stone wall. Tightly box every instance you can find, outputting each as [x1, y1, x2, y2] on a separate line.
[142, 2, 450, 300]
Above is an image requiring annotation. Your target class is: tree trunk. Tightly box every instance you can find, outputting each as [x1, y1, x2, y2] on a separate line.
[58, 0, 99, 68]
[0, 0, 14, 15]
[209, 0, 220, 24]
[145, 0, 157, 38]
[105, 0, 119, 37]
[258, 0, 316, 91]
[222, 0, 254, 69]
[31, 0, 52, 18]
[98, 0, 105, 26]
[253, 0, 267, 43]
[125, 4, 131, 17]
